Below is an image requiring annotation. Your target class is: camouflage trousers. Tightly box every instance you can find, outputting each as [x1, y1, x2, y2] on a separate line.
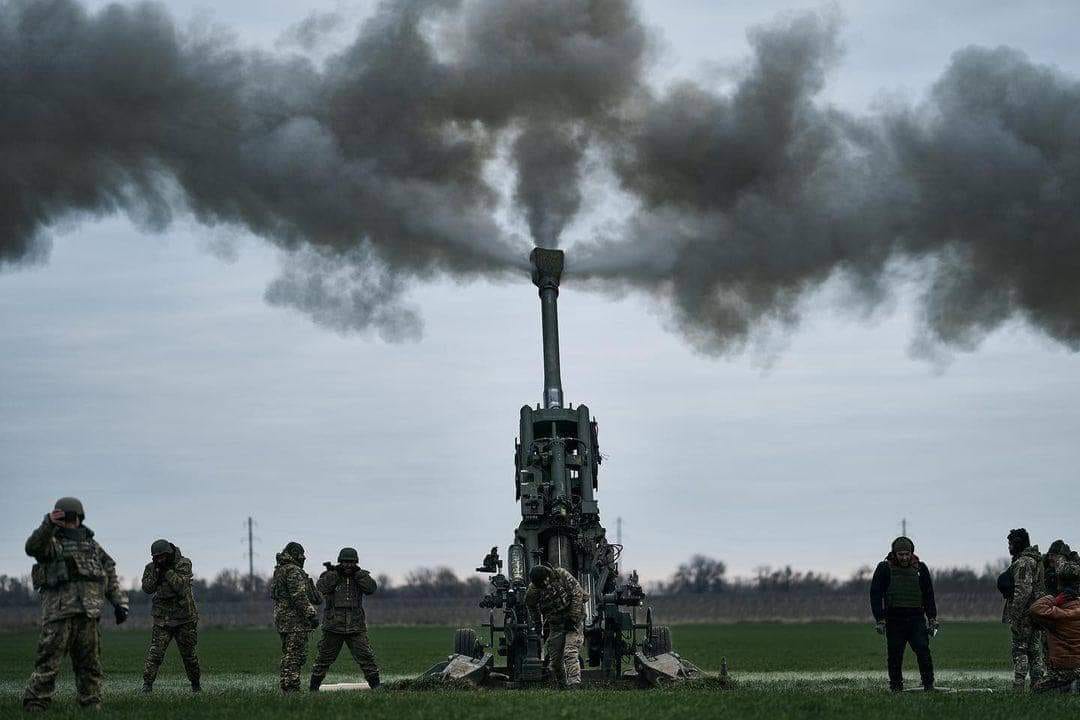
[311, 630, 380, 683]
[279, 631, 311, 692]
[144, 621, 200, 686]
[1011, 623, 1047, 687]
[23, 615, 102, 710]
[545, 619, 584, 688]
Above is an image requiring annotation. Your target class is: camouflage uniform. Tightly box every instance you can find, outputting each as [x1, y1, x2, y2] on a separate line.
[271, 548, 320, 692]
[526, 567, 587, 687]
[22, 516, 128, 710]
[1046, 550, 1080, 594]
[141, 544, 200, 689]
[1005, 545, 1047, 688]
[310, 562, 380, 688]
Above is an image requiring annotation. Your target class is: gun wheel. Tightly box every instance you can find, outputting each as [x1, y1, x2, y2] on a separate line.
[453, 628, 481, 658]
[649, 626, 672, 655]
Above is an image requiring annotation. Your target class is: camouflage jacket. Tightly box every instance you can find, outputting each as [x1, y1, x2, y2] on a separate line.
[1046, 553, 1080, 594]
[141, 551, 198, 627]
[316, 567, 377, 634]
[25, 518, 128, 624]
[1005, 546, 1046, 627]
[271, 554, 320, 633]
[525, 568, 586, 630]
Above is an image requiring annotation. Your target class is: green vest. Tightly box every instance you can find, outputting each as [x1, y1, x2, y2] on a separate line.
[886, 564, 923, 609]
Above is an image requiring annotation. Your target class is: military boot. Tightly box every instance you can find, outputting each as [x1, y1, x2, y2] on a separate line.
[142, 682, 153, 694]
[365, 673, 380, 689]
[191, 681, 201, 693]
[309, 674, 324, 692]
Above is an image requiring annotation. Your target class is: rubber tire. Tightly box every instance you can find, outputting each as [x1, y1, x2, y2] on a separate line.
[650, 626, 672, 655]
[453, 628, 480, 658]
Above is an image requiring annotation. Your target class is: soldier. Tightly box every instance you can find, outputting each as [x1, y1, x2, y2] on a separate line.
[271, 541, 321, 693]
[22, 497, 129, 712]
[869, 536, 938, 692]
[309, 548, 380, 690]
[1001, 528, 1047, 690]
[1044, 540, 1080, 595]
[1029, 566, 1080, 693]
[140, 539, 200, 693]
[525, 565, 587, 688]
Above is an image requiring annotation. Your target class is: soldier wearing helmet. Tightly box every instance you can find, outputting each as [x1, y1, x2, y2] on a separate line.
[309, 547, 380, 690]
[22, 497, 129, 711]
[271, 541, 321, 693]
[140, 538, 200, 693]
[1044, 540, 1080, 595]
[525, 564, 587, 688]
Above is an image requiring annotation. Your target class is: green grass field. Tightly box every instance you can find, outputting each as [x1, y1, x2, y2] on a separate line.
[1, 623, 1076, 718]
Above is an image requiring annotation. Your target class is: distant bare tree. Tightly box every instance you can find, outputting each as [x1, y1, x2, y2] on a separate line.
[664, 555, 727, 594]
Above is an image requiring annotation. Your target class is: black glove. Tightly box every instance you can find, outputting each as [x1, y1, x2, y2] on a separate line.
[115, 606, 129, 625]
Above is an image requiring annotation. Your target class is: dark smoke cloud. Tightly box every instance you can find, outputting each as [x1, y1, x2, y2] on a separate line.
[2, 0, 1079, 355]
[0, 0, 645, 336]
[575, 11, 1080, 356]
[512, 121, 587, 247]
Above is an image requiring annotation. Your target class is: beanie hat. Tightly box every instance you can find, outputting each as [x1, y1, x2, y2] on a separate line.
[891, 536, 915, 553]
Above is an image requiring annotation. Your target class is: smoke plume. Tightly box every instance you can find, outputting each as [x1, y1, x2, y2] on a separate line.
[576, 11, 1080, 355]
[2, 0, 1079, 354]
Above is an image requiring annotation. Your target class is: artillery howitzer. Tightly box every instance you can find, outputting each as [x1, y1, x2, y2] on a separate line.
[424, 248, 703, 687]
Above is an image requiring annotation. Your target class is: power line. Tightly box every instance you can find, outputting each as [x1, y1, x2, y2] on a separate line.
[247, 517, 255, 594]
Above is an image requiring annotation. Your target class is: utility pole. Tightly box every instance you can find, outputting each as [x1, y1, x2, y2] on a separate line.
[247, 517, 255, 594]
[616, 516, 622, 545]
[901, 518, 907, 537]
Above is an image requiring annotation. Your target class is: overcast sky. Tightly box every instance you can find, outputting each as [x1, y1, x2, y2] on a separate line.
[2, 0, 1079, 588]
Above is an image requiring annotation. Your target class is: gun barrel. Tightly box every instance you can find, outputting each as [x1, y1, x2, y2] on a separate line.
[530, 248, 565, 409]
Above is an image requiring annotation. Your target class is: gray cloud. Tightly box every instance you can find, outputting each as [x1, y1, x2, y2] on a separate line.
[575, 12, 1080, 356]
[2, 1, 1078, 353]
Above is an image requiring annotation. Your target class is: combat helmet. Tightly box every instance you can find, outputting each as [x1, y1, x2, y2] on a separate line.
[54, 497, 85, 521]
[529, 565, 553, 586]
[150, 539, 173, 557]
[338, 547, 359, 563]
[282, 541, 306, 564]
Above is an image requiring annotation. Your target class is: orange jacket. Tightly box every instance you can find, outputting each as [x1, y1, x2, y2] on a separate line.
[1029, 594, 1080, 669]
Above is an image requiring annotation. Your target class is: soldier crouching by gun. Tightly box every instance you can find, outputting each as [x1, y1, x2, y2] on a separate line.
[1029, 566, 1080, 693]
[309, 548, 380, 690]
[22, 497, 129, 712]
[869, 536, 938, 692]
[525, 565, 587, 689]
[141, 539, 201, 693]
[271, 542, 321, 693]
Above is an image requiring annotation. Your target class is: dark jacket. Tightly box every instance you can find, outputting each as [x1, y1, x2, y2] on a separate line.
[141, 549, 197, 627]
[869, 554, 937, 622]
[1029, 593, 1080, 670]
[316, 567, 377, 634]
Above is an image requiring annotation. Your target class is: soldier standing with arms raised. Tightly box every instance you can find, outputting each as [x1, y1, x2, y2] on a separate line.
[1001, 528, 1047, 690]
[140, 539, 201, 693]
[309, 548, 380, 690]
[22, 497, 129, 712]
[271, 542, 321, 693]
[525, 565, 587, 689]
[869, 536, 938, 692]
